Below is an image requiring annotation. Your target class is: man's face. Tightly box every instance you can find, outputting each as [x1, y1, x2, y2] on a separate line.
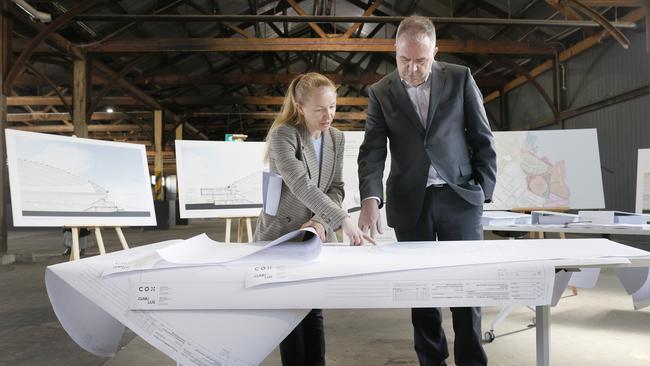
[395, 35, 437, 86]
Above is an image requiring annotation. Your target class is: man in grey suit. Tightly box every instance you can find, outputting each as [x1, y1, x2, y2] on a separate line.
[357, 16, 497, 366]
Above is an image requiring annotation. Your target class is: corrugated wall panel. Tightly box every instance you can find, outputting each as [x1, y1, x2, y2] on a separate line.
[564, 94, 650, 212]
[565, 32, 648, 109]
[507, 69, 555, 129]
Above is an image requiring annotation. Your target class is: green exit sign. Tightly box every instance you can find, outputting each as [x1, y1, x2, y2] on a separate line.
[225, 134, 248, 142]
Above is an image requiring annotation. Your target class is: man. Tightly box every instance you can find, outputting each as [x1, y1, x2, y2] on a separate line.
[357, 16, 497, 366]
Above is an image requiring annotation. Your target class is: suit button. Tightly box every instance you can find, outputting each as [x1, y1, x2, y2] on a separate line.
[286, 217, 292, 223]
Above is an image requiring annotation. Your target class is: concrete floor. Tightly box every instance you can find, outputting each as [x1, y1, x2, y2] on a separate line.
[1, 222, 650, 366]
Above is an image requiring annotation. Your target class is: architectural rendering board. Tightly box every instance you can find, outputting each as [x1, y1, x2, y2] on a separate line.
[486, 128, 605, 210]
[6, 130, 156, 227]
[635, 149, 650, 214]
[176, 140, 266, 218]
[342, 131, 391, 212]
[343, 132, 395, 242]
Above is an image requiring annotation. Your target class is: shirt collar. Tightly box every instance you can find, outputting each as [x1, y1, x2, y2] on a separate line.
[400, 71, 432, 88]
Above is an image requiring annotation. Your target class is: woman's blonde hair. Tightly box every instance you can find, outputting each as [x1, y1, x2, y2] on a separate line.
[264, 72, 337, 162]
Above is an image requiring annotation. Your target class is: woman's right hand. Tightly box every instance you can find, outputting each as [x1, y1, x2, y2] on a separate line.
[341, 217, 376, 246]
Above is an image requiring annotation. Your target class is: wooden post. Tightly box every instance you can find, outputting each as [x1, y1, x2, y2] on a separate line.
[94, 227, 106, 255]
[72, 53, 90, 138]
[115, 227, 129, 250]
[70, 227, 80, 261]
[238, 217, 245, 243]
[499, 87, 509, 131]
[246, 217, 253, 243]
[154, 110, 164, 201]
[175, 122, 183, 140]
[0, 1, 11, 256]
[225, 219, 232, 244]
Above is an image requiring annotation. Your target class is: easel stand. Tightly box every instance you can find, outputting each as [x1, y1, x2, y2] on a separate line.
[66, 226, 130, 261]
[222, 216, 255, 244]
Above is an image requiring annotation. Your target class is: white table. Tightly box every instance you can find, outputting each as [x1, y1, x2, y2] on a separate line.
[484, 223, 650, 364]
[45, 239, 650, 366]
[533, 256, 650, 366]
[484, 224, 650, 236]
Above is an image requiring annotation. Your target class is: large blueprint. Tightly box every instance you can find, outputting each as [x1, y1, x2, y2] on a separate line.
[46, 236, 650, 365]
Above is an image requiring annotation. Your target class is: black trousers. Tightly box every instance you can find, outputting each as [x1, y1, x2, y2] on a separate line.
[279, 309, 325, 366]
[395, 185, 487, 366]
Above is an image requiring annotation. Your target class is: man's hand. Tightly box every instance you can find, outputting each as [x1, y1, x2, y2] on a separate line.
[358, 198, 384, 239]
[341, 217, 376, 246]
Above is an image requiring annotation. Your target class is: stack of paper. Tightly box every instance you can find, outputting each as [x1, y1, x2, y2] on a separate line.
[531, 211, 579, 225]
[481, 211, 531, 226]
[578, 210, 648, 225]
[157, 227, 320, 265]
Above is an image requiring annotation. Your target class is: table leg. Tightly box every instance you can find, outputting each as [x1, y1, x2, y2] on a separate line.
[536, 305, 551, 366]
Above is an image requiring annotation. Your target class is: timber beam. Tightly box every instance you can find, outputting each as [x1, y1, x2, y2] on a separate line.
[484, 7, 645, 103]
[7, 111, 152, 122]
[190, 111, 368, 120]
[85, 38, 557, 55]
[8, 96, 370, 106]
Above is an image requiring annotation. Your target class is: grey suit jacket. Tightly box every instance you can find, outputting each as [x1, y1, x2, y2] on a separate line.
[358, 61, 497, 229]
[254, 124, 348, 242]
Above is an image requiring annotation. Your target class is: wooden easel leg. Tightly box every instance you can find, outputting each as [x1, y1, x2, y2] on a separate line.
[115, 227, 129, 250]
[539, 231, 545, 239]
[529, 231, 536, 239]
[559, 232, 566, 239]
[238, 217, 245, 243]
[70, 227, 80, 261]
[225, 219, 232, 244]
[246, 217, 253, 243]
[94, 227, 106, 255]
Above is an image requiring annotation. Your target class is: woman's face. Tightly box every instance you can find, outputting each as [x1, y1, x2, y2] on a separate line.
[297, 86, 337, 135]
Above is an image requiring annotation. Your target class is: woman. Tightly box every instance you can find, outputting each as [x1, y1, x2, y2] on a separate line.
[254, 72, 374, 366]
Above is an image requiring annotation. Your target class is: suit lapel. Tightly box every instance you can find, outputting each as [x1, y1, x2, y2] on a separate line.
[425, 62, 446, 133]
[388, 71, 425, 136]
[298, 124, 320, 185]
[319, 129, 335, 189]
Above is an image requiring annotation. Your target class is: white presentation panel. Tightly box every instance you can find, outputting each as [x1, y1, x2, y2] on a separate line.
[6, 129, 156, 227]
[176, 140, 266, 218]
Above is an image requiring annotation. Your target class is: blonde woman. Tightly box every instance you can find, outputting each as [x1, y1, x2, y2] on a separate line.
[254, 72, 374, 365]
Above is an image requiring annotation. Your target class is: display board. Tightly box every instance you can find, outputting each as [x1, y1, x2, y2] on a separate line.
[176, 140, 266, 218]
[343, 131, 396, 242]
[486, 129, 605, 210]
[635, 149, 650, 214]
[5, 130, 156, 227]
[342, 131, 391, 212]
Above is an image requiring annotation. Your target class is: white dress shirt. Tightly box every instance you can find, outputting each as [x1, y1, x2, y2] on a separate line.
[401, 74, 446, 186]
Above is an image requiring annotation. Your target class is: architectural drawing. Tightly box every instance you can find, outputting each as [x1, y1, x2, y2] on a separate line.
[635, 149, 650, 214]
[487, 129, 604, 210]
[176, 140, 267, 218]
[6, 130, 156, 227]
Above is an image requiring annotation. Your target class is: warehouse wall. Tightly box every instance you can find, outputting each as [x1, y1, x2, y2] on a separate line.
[487, 31, 650, 215]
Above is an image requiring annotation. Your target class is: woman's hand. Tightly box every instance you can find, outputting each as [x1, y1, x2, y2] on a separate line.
[341, 217, 376, 246]
[301, 220, 326, 241]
